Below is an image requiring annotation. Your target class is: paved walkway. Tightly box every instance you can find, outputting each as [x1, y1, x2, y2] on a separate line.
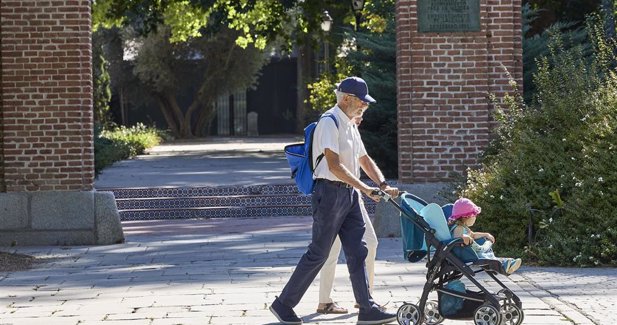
[94, 137, 299, 188]
[0, 217, 608, 325]
[2, 137, 613, 324]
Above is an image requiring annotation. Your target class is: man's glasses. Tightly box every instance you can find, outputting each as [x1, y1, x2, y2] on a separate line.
[346, 94, 369, 107]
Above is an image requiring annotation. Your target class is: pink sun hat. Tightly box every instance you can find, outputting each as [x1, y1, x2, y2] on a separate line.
[449, 198, 482, 221]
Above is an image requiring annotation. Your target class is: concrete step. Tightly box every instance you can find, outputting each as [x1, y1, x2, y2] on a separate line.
[102, 184, 376, 221]
[115, 194, 309, 210]
[102, 184, 300, 199]
[120, 205, 313, 220]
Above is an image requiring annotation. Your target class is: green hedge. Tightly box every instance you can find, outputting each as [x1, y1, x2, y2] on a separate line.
[459, 19, 617, 267]
[94, 123, 167, 175]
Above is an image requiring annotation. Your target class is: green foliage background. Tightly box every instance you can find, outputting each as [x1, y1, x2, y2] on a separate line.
[94, 124, 167, 175]
[460, 16, 617, 266]
[522, 4, 592, 103]
[93, 49, 112, 127]
[307, 0, 398, 178]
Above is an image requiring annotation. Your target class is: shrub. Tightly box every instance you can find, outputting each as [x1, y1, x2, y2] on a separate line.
[459, 17, 617, 266]
[94, 123, 167, 175]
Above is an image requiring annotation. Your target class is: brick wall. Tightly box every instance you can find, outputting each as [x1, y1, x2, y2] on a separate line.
[1, 0, 93, 191]
[0, 74, 4, 191]
[396, 0, 523, 183]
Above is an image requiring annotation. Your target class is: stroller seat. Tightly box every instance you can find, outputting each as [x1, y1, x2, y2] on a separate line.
[418, 203, 506, 275]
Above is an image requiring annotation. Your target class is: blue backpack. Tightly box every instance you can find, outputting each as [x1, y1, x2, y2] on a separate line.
[284, 113, 338, 195]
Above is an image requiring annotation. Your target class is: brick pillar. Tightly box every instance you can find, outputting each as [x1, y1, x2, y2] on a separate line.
[1, 0, 94, 192]
[0, 1, 120, 246]
[396, 0, 523, 183]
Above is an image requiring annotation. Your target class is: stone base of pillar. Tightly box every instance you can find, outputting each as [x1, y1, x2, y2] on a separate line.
[0, 191, 124, 246]
[372, 182, 450, 238]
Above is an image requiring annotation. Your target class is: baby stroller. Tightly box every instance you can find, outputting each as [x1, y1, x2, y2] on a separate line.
[376, 191, 524, 325]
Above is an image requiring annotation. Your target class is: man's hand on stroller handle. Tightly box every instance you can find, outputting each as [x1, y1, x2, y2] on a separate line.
[370, 189, 403, 202]
[364, 187, 382, 202]
[382, 185, 400, 198]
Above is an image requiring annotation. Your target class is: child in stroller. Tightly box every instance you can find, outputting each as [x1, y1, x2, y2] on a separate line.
[448, 198, 522, 275]
[376, 191, 524, 325]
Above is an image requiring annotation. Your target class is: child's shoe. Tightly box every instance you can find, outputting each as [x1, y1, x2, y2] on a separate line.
[504, 258, 522, 275]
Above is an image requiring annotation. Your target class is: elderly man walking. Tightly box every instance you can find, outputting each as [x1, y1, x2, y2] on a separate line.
[269, 77, 399, 325]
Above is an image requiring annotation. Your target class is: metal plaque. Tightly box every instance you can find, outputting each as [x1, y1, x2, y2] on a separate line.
[417, 0, 480, 33]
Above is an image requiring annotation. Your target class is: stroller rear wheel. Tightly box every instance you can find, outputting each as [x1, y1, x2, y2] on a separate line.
[397, 303, 423, 325]
[473, 304, 501, 325]
[500, 302, 524, 325]
[424, 300, 444, 325]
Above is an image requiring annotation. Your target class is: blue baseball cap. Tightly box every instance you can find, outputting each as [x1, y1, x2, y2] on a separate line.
[336, 76, 376, 103]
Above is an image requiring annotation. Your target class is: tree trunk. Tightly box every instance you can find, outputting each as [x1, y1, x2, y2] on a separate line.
[295, 45, 305, 134]
[161, 94, 193, 138]
[195, 102, 217, 137]
[182, 98, 202, 137]
[296, 39, 314, 133]
[161, 93, 185, 135]
[120, 87, 127, 125]
[154, 94, 180, 137]
[191, 42, 238, 137]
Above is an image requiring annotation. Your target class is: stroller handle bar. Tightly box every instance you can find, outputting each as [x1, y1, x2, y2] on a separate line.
[370, 189, 404, 203]
[374, 191, 470, 251]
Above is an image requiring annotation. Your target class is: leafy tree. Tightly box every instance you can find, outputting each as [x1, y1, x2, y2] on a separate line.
[522, 4, 591, 103]
[93, 28, 164, 128]
[92, 0, 354, 50]
[602, 0, 615, 38]
[307, 0, 398, 178]
[127, 26, 269, 137]
[93, 46, 112, 127]
[524, 0, 601, 36]
[92, 0, 367, 135]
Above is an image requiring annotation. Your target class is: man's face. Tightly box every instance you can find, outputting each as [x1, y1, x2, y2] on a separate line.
[345, 94, 369, 118]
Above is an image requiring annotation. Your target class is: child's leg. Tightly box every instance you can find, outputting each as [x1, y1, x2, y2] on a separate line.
[500, 257, 522, 274]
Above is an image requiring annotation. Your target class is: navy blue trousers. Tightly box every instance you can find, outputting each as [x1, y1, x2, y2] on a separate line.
[277, 180, 375, 312]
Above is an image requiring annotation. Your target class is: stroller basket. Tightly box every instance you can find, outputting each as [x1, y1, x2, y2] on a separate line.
[437, 288, 485, 319]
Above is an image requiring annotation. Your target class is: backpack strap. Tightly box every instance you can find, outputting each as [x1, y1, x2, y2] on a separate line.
[312, 113, 339, 172]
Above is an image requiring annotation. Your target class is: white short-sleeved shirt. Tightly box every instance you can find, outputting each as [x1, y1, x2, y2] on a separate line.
[312, 105, 367, 181]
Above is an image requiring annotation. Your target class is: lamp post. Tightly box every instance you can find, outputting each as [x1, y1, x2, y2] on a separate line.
[321, 10, 333, 74]
[351, 0, 365, 32]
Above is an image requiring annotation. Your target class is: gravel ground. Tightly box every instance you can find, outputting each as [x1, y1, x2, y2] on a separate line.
[0, 251, 36, 272]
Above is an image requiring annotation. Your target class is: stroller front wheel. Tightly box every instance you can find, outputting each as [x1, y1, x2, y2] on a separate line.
[397, 303, 424, 325]
[473, 304, 501, 325]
